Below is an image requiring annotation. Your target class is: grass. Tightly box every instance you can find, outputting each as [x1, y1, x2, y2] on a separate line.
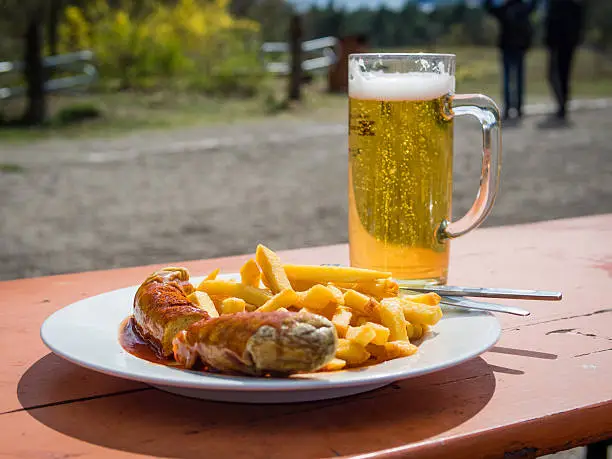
[0, 79, 347, 143]
[0, 46, 610, 143]
[0, 163, 24, 173]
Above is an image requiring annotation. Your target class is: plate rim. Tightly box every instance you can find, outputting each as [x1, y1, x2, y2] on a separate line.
[40, 274, 501, 393]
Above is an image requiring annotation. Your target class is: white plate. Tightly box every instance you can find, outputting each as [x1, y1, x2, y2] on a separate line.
[41, 274, 501, 403]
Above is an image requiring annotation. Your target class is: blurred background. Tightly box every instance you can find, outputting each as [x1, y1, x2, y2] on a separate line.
[1, 0, 611, 288]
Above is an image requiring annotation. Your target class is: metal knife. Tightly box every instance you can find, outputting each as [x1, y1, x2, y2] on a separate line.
[400, 285, 562, 301]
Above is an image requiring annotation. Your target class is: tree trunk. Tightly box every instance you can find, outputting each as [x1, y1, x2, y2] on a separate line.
[230, 0, 251, 17]
[48, 0, 61, 57]
[22, 10, 46, 125]
[46, 0, 61, 83]
[288, 15, 302, 102]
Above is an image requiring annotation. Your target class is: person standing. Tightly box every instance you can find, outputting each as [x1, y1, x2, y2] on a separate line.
[485, 0, 538, 121]
[542, 0, 587, 124]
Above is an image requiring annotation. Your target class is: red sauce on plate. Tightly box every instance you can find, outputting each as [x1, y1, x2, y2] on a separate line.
[118, 317, 223, 373]
[118, 317, 178, 366]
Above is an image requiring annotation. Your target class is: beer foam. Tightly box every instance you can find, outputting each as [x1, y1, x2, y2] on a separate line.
[349, 71, 455, 101]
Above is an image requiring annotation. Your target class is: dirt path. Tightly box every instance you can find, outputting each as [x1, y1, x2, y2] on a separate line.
[1, 108, 611, 281]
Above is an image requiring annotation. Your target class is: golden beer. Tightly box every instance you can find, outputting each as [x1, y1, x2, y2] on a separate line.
[349, 89, 454, 283]
[348, 54, 502, 284]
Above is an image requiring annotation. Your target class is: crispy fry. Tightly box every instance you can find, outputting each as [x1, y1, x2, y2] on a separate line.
[187, 291, 219, 318]
[205, 268, 220, 281]
[406, 322, 414, 340]
[255, 244, 292, 294]
[299, 284, 339, 310]
[284, 265, 392, 284]
[343, 288, 370, 310]
[197, 280, 271, 306]
[405, 292, 440, 306]
[406, 323, 425, 340]
[365, 344, 386, 360]
[316, 302, 341, 320]
[208, 294, 226, 311]
[379, 297, 409, 341]
[288, 279, 318, 292]
[319, 358, 346, 372]
[346, 324, 377, 347]
[331, 306, 352, 337]
[256, 289, 300, 312]
[221, 297, 246, 314]
[343, 289, 380, 319]
[336, 278, 399, 300]
[240, 259, 261, 288]
[353, 315, 369, 326]
[326, 284, 345, 305]
[384, 341, 418, 359]
[400, 298, 443, 326]
[336, 339, 371, 365]
[365, 322, 390, 345]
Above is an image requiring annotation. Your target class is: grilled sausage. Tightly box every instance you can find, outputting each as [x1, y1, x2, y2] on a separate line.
[133, 267, 208, 357]
[173, 311, 338, 375]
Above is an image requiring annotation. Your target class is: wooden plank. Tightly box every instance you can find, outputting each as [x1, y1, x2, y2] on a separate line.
[0, 215, 610, 458]
[0, 347, 609, 458]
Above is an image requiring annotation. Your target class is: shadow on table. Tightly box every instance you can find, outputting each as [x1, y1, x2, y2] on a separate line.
[18, 353, 497, 458]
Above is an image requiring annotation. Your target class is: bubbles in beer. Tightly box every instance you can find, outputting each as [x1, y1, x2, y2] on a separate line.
[348, 72, 454, 282]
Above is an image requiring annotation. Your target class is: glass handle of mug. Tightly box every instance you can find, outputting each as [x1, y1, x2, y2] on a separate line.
[439, 94, 502, 240]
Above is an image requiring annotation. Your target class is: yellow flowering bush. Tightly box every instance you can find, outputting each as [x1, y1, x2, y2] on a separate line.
[58, 0, 264, 94]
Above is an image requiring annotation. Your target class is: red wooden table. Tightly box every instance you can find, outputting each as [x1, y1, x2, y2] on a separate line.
[0, 215, 611, 458]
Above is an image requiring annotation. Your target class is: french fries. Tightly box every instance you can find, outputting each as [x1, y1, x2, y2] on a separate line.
[407, 323, 428, 341]
[343, 289, 380, 320]
[256, 289, 300, 312]
[320, 358, 347, 372]
[364, 322, 390, 345]
[205, 268, 220, 281]
[240, 259, 261, 288]
[284, 264, 392, 284]
[298, 284, 339, 310]
[197, 279, 271, 306]
[190, 245, 442, 372]
[400, 298, 443, 326]
[336, 278, 399, 300]
[256, 244, 292, 294]
[331, 306, 352, 337]
[343, 289, 370, 311]
[221, 297, 246, 315]
[187, 291, 219, 318]
[345, 324, 377, 347]
[336, 339, 371, 365]
[406, 292, 440, 306]
[384, 341, 418, 359]
[379, 297, 409, 341]
[326, 284, 345, 305]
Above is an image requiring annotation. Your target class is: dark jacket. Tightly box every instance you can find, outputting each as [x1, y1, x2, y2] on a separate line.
[485, 0, 538, 51]
[545, 0, 587, 48]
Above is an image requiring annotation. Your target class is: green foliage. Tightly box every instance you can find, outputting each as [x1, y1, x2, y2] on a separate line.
[57, 0, 265, 94]
[585, 1, 612, 54]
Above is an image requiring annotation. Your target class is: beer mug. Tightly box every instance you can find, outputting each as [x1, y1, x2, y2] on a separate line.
[348, 53, 501, 285]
